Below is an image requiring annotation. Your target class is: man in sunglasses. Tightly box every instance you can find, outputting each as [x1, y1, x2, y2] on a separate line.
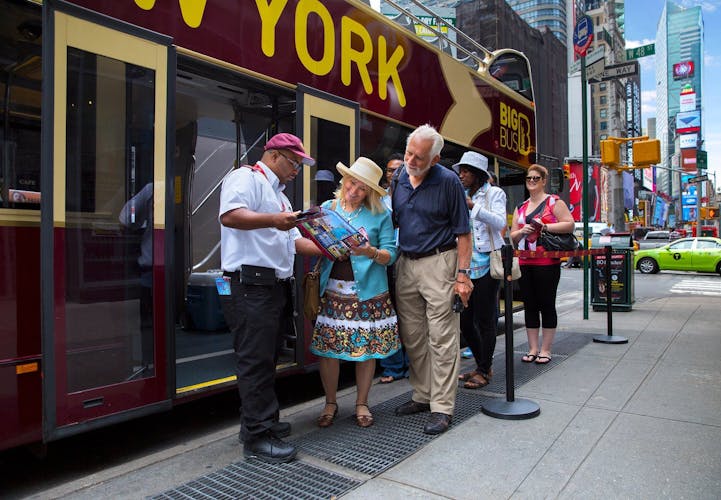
[219, 133, 323, 463]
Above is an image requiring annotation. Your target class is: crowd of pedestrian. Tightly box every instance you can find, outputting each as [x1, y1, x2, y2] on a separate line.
[218, 126, 575, 463]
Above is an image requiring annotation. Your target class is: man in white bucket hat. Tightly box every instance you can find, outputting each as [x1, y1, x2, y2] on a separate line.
[391, 124, 472, 435]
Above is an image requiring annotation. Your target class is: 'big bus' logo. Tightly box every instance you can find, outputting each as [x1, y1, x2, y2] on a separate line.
[134, 0, 407, 108]
[499, 102, 531, 156]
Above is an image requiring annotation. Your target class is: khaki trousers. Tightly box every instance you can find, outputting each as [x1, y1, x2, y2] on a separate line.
[395, 249, 460, 415]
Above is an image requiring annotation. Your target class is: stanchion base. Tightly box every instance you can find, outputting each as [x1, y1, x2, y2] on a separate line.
[592, 335, 628, 344]
[482, 398, 540, 420]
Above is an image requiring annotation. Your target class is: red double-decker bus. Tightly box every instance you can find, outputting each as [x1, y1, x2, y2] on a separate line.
[0, 0, 536, 451]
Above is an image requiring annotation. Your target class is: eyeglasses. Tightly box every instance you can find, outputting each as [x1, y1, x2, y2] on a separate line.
[277, 151, 302, 171]
[525, 176, 542, 183]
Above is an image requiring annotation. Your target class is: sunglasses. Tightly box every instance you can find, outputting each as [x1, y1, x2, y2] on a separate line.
[525, 176, 542, 183]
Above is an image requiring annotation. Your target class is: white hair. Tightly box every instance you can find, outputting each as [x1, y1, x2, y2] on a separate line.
[407, 124, 444, 158]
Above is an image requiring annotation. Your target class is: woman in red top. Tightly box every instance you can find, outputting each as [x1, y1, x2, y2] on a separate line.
[510, 165, 574, 364]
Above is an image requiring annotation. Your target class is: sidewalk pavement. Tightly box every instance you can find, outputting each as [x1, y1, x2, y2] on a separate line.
[33, 294, 721, 499]
[345, 294, 721, 499]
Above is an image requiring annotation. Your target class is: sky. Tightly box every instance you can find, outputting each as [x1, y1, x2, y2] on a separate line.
[624, 0, 720, 186]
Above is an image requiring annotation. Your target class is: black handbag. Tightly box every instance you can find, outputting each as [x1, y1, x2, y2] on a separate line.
[539, 231, 581, 251]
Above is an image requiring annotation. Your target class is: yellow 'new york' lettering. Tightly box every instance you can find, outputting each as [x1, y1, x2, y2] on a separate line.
[134, 0, 207, 28]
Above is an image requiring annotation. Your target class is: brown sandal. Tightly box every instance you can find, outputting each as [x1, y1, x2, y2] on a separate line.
[463, 372, 489, 389]
[458, 370, 477, 381]
[317, 401, 338, 428]
[354, 403, 374, 428]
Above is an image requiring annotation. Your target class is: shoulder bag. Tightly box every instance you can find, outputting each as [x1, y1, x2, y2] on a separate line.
[537, 197, 580, 251]
[302, 258, 322, 321]
[485, 191, 521, 281]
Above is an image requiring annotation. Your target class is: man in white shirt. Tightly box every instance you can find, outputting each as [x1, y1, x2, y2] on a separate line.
[219, 133, 321, 463]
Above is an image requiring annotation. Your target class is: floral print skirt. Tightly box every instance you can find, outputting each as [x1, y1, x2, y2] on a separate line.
[311, 279, 401, 362]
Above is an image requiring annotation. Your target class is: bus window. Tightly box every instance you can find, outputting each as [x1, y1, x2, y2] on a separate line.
[0, 7, 42, 209]
[488, 51, 534, 102]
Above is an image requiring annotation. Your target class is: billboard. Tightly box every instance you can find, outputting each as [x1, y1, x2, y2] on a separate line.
[681, 148, 697, 172]
[673, 61, 694, 80]
[679, 91, 696, 112]
[676, 111, 701, 134]
[679, 134, 697, 149]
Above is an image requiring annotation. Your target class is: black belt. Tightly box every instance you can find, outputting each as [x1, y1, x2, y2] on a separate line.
[223, 271, 293, 284]
[401, 242, 457, 260]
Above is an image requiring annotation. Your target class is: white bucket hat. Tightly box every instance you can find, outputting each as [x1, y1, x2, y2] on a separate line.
[336, 157, 387, 196]
[452, 151, 489, 175]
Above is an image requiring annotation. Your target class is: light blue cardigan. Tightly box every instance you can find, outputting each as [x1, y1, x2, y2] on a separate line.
[318, 200, 398, 301]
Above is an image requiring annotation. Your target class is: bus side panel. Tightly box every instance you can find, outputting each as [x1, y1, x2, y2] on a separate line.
[0, 225, 42, 450]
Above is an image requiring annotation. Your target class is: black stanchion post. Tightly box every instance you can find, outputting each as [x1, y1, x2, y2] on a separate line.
[593, 245, 628, 344]
[482, 244, 540, 420]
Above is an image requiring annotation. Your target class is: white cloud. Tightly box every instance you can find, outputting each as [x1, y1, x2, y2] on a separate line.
[642, 89, 657, 119]
[705, 53, 718, 67]
[679, 0, 720, 12]
[625, 38, 656, 48]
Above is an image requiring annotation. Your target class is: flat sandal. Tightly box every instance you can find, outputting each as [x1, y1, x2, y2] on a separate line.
[317, 401, 338, 428]
[354, 403, 374, 428]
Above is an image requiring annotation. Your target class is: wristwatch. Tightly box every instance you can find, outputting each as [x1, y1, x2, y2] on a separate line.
[457, 269, 471, 275]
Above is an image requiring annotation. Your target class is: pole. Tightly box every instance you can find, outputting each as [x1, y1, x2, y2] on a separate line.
[581, 55, 590, 320]
[481, 244, 540, 420]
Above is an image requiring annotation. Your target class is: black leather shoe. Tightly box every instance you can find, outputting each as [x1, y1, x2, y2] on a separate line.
[243, 433, 297, 464]
[394, 400, 431, 416]
[271, 421, 291, 438]
[423, 412, 452, 435]
[238, 421, 291, 442]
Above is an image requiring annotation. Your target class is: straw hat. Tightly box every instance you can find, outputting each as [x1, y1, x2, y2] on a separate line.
[336, 157, 386, 196]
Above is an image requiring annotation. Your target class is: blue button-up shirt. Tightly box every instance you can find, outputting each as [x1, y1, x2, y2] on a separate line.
[392, 164, 469, 254]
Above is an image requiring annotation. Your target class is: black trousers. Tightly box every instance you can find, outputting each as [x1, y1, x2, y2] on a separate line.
[222, 278, 291, 440]
[519, 263, 561, 329]
[460, 272, 499, 375]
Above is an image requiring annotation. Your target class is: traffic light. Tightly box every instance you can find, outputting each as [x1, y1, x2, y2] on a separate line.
[700, 207, 708, 219]
[632, 139, 661, 166]
[600, 140, 620, 166]
[563, 163, 571, 179]
[638, 200, 645, 214]
[708, 206, 719, 219]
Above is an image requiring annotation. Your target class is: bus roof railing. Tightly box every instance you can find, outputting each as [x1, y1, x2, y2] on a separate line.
[381, 0, 493, 71]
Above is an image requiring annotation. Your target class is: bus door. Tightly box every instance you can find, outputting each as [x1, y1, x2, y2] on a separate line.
[295, 86, 359, 356]
[42, 9, 173, 438]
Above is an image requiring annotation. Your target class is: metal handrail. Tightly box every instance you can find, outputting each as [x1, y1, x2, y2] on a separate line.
[381, 0, 493, 69]
[191, 131, 266, 217]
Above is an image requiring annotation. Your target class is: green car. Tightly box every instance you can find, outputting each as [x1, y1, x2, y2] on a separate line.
[634, 237, 721, 275]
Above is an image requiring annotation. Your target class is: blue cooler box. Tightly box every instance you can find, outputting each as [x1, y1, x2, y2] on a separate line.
[186, 271, 227, 331]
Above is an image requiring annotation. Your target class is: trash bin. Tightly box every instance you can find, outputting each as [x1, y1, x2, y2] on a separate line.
[590, 233, 635, 312]
[186, 271, 227, 331]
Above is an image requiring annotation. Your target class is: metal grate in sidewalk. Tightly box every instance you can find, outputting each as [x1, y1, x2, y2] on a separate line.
[293, 390, 495, 475]
[152, 330, 593, 498]
[148, 460, 361, 500]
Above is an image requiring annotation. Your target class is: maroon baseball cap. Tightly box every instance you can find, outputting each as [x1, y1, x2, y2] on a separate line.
[264, 133, 316, 166]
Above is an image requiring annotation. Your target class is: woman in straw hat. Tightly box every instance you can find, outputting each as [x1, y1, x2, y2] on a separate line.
[310, 157, 400, 428]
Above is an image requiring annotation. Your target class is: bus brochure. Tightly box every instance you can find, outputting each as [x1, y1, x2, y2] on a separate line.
[295, 206, 367, 260]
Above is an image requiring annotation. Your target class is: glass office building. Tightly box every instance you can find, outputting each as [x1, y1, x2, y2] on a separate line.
[655, 1, 703, 198]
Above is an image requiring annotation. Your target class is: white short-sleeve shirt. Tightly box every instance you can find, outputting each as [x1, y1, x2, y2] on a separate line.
[219, 162, 300, 279]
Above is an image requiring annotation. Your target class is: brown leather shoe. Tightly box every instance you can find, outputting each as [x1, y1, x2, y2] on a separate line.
[395, 399, 431, 416]
[423, 412, 452, 435]
[317, 401, 338, 428]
